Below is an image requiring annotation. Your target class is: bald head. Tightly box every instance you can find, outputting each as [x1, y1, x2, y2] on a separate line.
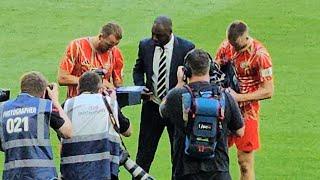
[152, 16, 173, 46]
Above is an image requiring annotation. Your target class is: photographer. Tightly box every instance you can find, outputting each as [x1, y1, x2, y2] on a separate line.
[60, 72, 131, 179]
[0, 71, 72, 180]
[159, 49, 244, 180]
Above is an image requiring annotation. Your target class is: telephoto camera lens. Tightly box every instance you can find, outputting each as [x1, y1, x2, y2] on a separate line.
[123, 158, 155, 180]
[120, 149, 155, 180]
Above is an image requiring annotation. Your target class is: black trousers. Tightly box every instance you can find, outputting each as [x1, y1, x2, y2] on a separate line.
[135, 100, 175, 173]
[174, 171, 231, 180]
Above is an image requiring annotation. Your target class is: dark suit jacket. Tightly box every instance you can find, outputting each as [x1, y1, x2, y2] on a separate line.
[133, 36, 195, 92]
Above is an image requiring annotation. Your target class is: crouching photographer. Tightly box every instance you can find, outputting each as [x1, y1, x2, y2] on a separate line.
[0, 71, 72, 179]
[60, 72, 152, 180]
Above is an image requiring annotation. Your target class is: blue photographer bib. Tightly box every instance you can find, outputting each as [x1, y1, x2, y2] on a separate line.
[0, 93, 57, 180]
[182, 85, 225, 159]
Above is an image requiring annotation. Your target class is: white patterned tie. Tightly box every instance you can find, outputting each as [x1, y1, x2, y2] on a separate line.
[157, 47, 167, 99]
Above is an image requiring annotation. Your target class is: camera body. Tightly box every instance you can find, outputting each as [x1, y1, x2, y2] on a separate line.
[44, 84, 54, 99]
[0, 89, 10, 102]
[91, 68, 106, 78]
[220, 61, 240, 93]
[120, 149, 154, 180]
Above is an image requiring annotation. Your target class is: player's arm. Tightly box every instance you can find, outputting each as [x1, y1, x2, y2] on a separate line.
[112, 47, 124, 88]
[214, 40, 229, 65]
[58, 69, 79, 86]
[228, 50, 274, 102]
[57, 41, 79, 86]
[229, 79, 274, 102]
[47, 83, 73, 138]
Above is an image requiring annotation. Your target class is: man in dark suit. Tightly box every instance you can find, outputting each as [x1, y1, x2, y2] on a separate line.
[133, 15, 195, 173]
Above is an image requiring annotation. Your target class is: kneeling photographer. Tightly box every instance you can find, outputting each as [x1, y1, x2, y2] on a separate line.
[60, 72, 153, 180]
[0, 71, 72, 179]
[159, 49, 244, 180]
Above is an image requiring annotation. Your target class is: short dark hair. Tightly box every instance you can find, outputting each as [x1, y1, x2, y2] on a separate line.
[227, 20, 248, 42]
[154, 15, 172, 32]
[185, 49, 210, 76]
[20, 71, 48, 97]
[78, 72, 102, 94]
[101, 22, 122, 40]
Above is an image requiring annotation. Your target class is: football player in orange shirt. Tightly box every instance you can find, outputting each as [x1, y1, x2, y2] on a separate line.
[58, 22, 124, 98]
[215, 20, 274, 180]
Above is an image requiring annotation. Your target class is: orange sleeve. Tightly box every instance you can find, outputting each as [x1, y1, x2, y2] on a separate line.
[255, 47, 273, 82]
[112, 47, 124, 85]
[59, 40, 78, 73]
[214, 40, 229, 65]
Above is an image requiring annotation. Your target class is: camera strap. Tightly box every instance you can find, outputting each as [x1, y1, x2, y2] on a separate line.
[102, 96, 128, 151]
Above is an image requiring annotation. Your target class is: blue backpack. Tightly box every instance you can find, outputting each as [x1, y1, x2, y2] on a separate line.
[182, 84, 225, 159]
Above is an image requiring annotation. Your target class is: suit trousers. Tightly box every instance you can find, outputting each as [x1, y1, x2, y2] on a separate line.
[174, 171, 231, 180]
[136, 100, 175, 173]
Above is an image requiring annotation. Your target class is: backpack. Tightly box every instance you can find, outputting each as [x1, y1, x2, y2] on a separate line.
[182, 84, 225, 159]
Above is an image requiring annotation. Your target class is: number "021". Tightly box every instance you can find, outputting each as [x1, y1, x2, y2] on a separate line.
[6, 117, 29, 133]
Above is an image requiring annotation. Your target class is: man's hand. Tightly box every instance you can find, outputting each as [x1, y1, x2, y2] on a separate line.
[46, 83, 60, 105]
[177, 66, 184, 82]
[176, 66, 186, 88]
[103, 80, 116, 90]
[227, 88, 241, 102]
[103, 89, 117, 102]
[141, 87, 153, 101]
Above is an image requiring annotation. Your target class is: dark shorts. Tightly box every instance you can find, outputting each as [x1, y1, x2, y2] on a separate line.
[174, 171, 231, 180]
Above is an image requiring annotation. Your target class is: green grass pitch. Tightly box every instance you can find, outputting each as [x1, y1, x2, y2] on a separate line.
[0, 0, 319, 179]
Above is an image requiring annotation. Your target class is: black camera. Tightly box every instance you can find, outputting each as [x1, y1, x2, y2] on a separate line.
[220, 61, 240, 93]
[44, 84, 54, 99]
[0, 89, 10, 102]
[120, 149, 154, 180]
[91, 68, 106, 77]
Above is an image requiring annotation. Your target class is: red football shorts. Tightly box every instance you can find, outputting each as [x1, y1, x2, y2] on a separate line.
[228, 118, 260, 152]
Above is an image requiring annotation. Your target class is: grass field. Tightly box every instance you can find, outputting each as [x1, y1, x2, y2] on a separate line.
[1, 0, 320, 179]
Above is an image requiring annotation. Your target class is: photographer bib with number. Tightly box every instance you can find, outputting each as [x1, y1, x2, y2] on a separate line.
[182, 84, 225, 159]
[0, 93, 57, 179]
